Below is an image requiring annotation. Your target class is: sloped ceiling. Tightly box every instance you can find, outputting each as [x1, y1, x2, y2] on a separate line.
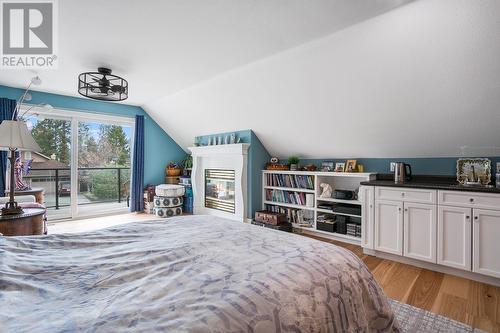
[145, 0, 500, 158]
[3, 0, 499, 159]
[0, 0, 410, 104]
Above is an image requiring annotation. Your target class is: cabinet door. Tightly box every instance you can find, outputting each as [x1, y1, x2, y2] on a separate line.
[403, 202, 437, 263]
[437, 206, 471, 271]
[473, 209, 500, 278]
[360, 186, 375, 249]
[375, 200, 403, 255]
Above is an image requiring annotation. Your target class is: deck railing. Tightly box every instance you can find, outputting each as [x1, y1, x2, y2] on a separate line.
[25, 167, 131, 210]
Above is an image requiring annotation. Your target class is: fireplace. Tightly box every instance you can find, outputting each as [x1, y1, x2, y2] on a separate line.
[189, 144, 249, 222]
[205, 169, 235, 213]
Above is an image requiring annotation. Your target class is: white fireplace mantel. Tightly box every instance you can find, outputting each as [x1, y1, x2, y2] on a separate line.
[188, 144, 250, 222]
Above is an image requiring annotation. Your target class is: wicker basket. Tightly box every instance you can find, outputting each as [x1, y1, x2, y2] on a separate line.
[166, 168, 182, 176]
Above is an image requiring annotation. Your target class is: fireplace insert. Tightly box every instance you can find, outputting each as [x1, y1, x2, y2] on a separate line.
[205, 169, 235, 213]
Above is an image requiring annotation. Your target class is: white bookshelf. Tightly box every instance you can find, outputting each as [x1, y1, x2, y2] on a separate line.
[263, 186, 315, 193]
[316, 197, 362, 205]
[263, 200, 315, 211]
[262, 170, 376, 245]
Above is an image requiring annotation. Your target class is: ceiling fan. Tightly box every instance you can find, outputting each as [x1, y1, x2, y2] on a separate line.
[78, 67, 128, 101]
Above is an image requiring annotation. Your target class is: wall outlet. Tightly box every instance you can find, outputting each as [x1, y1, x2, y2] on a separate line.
[390, 162, 396, 172]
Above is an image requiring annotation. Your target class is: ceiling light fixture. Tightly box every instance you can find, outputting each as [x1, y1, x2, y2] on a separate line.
[78, 67, 128, 101]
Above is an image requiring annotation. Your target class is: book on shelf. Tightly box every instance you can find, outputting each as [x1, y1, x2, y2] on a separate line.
[264, 204, 314, 227]
[266, 173, 314, 190]
[265, 189, 309, 206]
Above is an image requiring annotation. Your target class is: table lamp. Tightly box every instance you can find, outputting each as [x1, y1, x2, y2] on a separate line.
[0, 120, 41, 215]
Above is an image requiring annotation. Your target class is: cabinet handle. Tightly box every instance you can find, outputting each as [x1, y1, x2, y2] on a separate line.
[466, 215, 470, 219]
[401, 192, 405, 196]
[369, 204, 373, 208]
[469, 198, 474, 202]
[404, 208, 408, 212]
[398, 207, 402, 212]
[474, 216, 478, 220]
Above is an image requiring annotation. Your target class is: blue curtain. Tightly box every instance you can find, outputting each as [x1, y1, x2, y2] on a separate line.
[0, 98, 16, 197]
[130, 115, 145, 212]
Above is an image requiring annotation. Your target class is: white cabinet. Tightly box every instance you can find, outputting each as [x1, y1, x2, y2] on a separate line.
[366, 186, 500, 280]
[437, 205, 471, 271]
[360, 186, 375, 249]
[376, 187, 436, 204]
[375, 200, 403, 255]
[473, 209, 500, 278]
[439, 190, 500, 210]
[373, 188, 436, 260]
[404, 202, 437, 263]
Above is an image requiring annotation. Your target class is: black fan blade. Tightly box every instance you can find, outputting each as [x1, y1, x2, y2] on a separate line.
[111, 85, 125, 93]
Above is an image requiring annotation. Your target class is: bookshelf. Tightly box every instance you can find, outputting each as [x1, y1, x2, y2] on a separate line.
[262, 170, 376, 245]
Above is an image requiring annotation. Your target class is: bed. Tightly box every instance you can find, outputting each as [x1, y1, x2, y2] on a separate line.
[0, 215, 398, 332]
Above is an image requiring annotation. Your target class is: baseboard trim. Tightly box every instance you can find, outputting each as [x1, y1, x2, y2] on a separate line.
[363, 248, 500, 287]
[47, 208, 131, 224]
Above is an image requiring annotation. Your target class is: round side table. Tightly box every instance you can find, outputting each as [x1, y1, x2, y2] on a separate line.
[0, 208, 46, 236]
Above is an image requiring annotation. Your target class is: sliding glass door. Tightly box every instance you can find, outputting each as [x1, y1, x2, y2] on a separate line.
[25, 114, 73, 220]
[77, 121, 132, 216]
[22, 106, 134, 221]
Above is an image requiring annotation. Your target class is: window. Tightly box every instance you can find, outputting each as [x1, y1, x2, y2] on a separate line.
[20, 106, 134, 221]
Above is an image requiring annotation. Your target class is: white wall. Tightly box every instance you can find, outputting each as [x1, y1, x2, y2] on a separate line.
[145, 0, 500, 158]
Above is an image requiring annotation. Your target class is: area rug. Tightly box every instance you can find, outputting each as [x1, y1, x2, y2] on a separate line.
[390, 300, 486, 333]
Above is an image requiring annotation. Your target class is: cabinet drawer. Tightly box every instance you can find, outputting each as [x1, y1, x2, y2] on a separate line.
[375, 187, 436, 204]
[438, 191, 500, 210]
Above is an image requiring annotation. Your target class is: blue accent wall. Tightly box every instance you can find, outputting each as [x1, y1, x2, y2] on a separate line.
[297, 157, 500, 176]
[0, 85, 186, 186]
[195, 130, 270, 217]
[249, 131, 271, 216]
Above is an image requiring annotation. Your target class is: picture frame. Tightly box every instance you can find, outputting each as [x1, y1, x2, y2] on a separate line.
[334, 162, 345, 172]
[345, 160, 357, 172]
[456, 158, 491, 185]
[321, 161, 334, 172]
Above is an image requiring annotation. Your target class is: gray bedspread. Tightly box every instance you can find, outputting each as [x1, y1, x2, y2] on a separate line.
[0, 215, 398, 332]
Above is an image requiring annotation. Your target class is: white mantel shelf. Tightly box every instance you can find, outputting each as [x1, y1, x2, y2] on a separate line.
[188, 143, 250, 156]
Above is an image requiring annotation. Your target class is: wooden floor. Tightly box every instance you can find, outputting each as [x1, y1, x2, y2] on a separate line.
[304, 234, 500, 333]
[50, 213, 500, 333]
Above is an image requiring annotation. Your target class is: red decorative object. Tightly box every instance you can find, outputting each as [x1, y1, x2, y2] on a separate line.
[255, 210, 287, 225]
[266, 163, 290, 171]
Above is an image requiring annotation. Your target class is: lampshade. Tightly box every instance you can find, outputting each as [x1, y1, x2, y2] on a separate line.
[0, 120, 41, 152]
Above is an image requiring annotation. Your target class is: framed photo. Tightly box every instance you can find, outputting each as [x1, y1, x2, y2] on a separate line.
[334, 162, 345, 172]
[321, 161, 334, 172]
[456, 158, 491, 185]
[345, 160, 357, 172]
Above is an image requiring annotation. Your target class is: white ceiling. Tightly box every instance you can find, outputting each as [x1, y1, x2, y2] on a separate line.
[0, 0, 410, 104]
[145, 0, 500, 158]
[14, 0, 495, 159]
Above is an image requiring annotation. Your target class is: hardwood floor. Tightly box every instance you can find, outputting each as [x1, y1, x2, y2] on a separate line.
[304, 233, 500, 333]
[50, 214, 500, 332]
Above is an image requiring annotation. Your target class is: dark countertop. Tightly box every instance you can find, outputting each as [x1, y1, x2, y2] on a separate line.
[360, 174, 500, 194]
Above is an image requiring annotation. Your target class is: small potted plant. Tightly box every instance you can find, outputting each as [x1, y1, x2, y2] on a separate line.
[166, 161, 182, 177]
[288, 156, 300, 171]
[182, 155, 193, 170]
